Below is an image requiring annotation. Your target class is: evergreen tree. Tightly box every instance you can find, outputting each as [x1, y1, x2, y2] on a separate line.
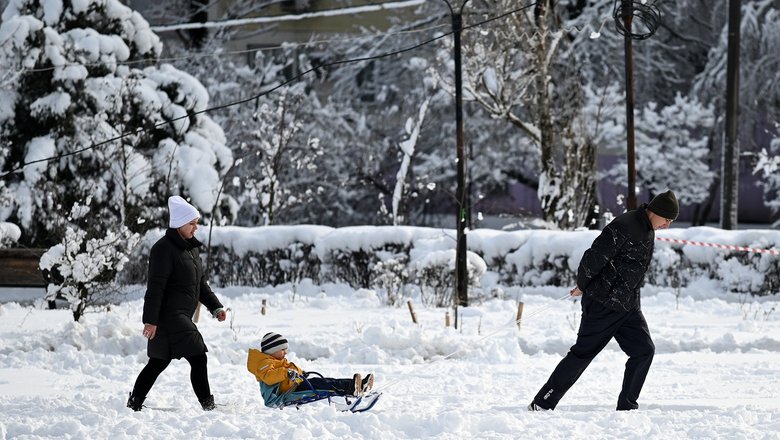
[0, 0, 232, 246]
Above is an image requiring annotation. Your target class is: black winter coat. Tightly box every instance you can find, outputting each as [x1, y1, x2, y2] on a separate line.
[576, 204, 655, 312]
[142, 228, 223, 360]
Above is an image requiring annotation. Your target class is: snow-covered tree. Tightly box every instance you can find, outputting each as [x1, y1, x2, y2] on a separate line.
[605, 94, 716, 205]
[39, 200, 140, 322]
[317, 21, 457, 227]
[390, 96, 430, 226]
[236, 84, 323, 225]
[754, 134, 780, 226]
[0, 0, 232, 246]
[688, 1, 780, 221]
[432, 0, 599, 229]
[693, 0, 780, 137]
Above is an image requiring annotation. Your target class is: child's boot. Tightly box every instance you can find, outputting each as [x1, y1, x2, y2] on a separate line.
[362, 373, 374, 393]
[351, 373, 363, 397]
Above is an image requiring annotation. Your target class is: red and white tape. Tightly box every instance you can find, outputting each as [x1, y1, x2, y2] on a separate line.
[656, 236, 780, 256]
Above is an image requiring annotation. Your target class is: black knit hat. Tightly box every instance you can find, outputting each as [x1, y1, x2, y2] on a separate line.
[647, 190, 679, 220]
[261, 332, 288, 354]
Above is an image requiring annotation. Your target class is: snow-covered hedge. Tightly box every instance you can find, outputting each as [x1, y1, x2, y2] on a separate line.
[121, 225, 780, 297]
[0, 222, 21, 246]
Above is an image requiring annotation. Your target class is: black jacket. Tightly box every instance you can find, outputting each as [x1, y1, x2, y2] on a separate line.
[576, 205, 655, 312]
[142, 228, 223, 359]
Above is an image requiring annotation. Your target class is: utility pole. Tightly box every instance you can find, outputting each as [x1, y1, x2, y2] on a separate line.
[615, 0, 660, 211]
[622, 0, 637, 210]
[721, 0, 741, 230]
[442, 0, 472, 326]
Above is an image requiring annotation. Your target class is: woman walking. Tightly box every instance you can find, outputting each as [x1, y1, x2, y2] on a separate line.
[127, 195, 227, 411]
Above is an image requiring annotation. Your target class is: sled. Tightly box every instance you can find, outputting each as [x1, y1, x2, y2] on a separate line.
[257, 371, 381, 413]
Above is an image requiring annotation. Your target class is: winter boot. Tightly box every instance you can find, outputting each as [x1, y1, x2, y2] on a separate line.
[361, 373, 374, 393]
[126, 392, 145, 411]
[351, 373, 363, 397]
[199, 394, 216, 411]
[527, 402, 550, 411]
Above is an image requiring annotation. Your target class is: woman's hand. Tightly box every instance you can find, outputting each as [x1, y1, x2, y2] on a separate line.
[142, 323, 157, 340]
[570, 286, 583, 297]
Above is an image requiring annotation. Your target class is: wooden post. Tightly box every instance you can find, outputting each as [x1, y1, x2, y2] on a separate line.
[445, 310, 451, 327]
[407, 300, 418, 324]
[516, 302, 524, 329]
[261, 298, 267, 315]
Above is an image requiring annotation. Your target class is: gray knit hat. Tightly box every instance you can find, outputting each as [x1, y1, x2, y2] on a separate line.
[261, 332, 288, 354]
[647, 190, 679, 220]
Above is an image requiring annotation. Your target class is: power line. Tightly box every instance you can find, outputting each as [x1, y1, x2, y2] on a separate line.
[10, 23, 451, 75]
[150, 0, 426, 33]
[1, 1, 540, 178]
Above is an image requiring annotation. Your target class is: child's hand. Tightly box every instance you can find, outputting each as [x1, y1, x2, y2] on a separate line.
[287, 369, 302, 383]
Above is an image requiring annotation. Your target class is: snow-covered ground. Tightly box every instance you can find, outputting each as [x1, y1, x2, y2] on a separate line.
[0, 283, 779, 440]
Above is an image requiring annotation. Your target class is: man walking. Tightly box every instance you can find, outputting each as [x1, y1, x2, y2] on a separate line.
[528, 190, 679, 411]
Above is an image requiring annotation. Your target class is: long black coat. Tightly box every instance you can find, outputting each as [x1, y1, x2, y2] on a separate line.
[576, 204, 655, 312]
[142, 228, 223, 360]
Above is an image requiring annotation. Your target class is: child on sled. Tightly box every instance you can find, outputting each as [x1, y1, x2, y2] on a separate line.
[247, 332, 374, 408]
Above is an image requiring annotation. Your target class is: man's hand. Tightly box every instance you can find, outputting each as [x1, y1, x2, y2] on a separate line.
[570, 286, 583, 297]
[142, 323, 157, 340]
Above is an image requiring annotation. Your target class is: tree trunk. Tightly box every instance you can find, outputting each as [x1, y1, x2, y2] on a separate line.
[534, 1, 597, 230]
[535, 2, 559, 226]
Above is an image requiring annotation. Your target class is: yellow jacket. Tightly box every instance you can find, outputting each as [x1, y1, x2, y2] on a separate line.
[247, 348, 304, 394]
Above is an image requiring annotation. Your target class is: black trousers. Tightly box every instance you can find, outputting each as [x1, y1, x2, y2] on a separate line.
[532, 294, 655, 410]
[132, 354, 211, 401]
[299, 377, 355, 396]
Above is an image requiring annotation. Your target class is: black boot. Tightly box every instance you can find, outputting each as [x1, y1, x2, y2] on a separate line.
[199, 394, 216, 411]
[126, 392, 145, 411]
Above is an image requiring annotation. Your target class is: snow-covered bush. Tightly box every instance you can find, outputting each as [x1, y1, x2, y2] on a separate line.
[409, 250, 486, 307]
[122, 225, 327, 288]
[118, 226, 780, 299]
[40, 204, 140, 321]
[315, 226, 445, 288]
[0, 221, 20, 247]
[651, 228, 780, 297]
[502, 231, 589, 287]
[372, 258, 410, 306]
[644, 245, 683, 290]
[208, 242, 320, 287]
[325, 244, 410, 289]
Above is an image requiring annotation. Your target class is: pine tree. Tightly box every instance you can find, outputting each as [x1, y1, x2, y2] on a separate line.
[0, 0, 233, 246]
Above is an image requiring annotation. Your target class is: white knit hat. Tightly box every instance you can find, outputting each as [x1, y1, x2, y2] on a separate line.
[168, 195, 200, 228]
[261, 332, 289, 354]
